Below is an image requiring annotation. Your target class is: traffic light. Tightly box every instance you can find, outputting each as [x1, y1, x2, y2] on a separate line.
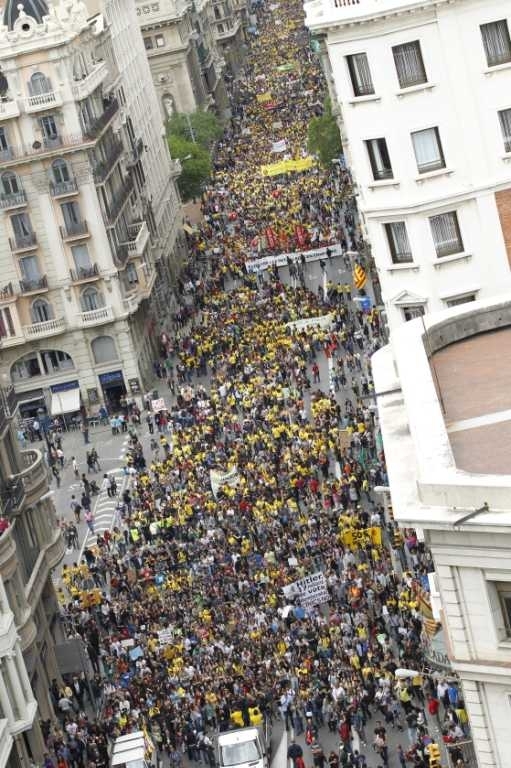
[427, 741, 441, 767]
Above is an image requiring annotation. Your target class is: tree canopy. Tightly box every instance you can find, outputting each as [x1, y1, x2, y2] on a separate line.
[167, 111, 223, 150]
[168, 135, 211, 202]
[307, 100, 342, 168]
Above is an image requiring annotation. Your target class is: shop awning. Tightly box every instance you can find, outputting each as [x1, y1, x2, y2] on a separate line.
[50, 387, 80, 416]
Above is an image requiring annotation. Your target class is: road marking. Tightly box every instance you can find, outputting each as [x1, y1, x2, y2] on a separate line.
[447, 408, 511, 433]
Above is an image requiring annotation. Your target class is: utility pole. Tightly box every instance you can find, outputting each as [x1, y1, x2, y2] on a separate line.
[184, 113, 196, 144]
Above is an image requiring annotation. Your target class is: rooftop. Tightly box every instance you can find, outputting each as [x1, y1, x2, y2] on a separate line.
[304, 0, 449, 31]
[433, 328, 511, 475]
[372, 294, 511, 530]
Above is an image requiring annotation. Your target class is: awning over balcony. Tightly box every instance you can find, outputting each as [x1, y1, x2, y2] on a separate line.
[50, 384, 80, 415]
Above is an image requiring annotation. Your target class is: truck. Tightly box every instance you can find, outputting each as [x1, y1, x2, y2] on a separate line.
[217, 709, 272, 768]
[110, 731, 157, 768]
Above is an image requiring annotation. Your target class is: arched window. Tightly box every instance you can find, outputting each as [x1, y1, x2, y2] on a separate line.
[1, 171, 21, 196]
[91, 335, 117, 364]
[81, 287, 103, 312]
[31, 299, 53, 323]
[52, 159, 70, 184]
[11, 349, 73, 381]
[29, 71, 51, 96]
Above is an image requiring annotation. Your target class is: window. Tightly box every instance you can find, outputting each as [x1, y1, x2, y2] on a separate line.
[384, 222, 412, 263]
[71, 244, 91, 271]
[144, 36, 153, 50]
[411, 127, 445, 173]
[498, 108, 511, 152]
[403, 305, 425, 321]
[392, 41, 427, 88]
[19, 255, 40, 282]
[346, 53, 374, 96]
[429, 211, 463, 257]
[445, 293, 476, 308]
[481, 19, 511, 67]
[39, 115, 59, 146]
[155, 33, 165, 47]
[61, 201, 81, 231]
[91, 335, 117, 364]
[31, 299, 52, 323]
[366, 138, 393, 180]
[29, 71, 51, 96]
[0, 307, 15, 339]
[126, 262, 138, 284]
[0, 126, 8, 153]
[11, 213, 33, 242]
[497, 583, 511, 636]
[1, 172, 21, 196]
[81, 287, 102, 312]
[52, 159, 70, 184]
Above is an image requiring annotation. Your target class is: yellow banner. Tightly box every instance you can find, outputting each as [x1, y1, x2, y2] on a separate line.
[256, 91, 272, 103]
[340, 526, 382, 550]
[260, 157, 315, 177]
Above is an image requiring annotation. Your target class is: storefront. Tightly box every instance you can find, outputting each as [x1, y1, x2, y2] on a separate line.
[49, 380, 81, 428]
[16, 388, 47, 421]
[98, 370, 126, 411]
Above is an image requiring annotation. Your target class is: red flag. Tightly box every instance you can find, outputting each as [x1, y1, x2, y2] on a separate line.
[295, 225, 308, 248]
[266, 227, 277, 249]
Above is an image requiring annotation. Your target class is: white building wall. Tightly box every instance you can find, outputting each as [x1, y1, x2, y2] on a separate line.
[305, 0, 511, 330]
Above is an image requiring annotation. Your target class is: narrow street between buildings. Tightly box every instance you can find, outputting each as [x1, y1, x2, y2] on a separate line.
[45, 2, 472, 768]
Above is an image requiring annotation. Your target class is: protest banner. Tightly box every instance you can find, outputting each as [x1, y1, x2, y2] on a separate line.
[283, 571, 329, 608]
[286, 314, 333, 332]
[245, 243, 350, 273]
[256, 91, 272, 103]
[158, 628, 174, 645]
[210, 467, 239, 498]
[151, 397, 166, 412]
[340, 527, 382, 550]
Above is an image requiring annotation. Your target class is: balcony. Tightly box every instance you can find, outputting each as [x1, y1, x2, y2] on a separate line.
[76, 305, 114, 327]
[113, 243, 129, 266]
[0, 133, 96, 169]
[0, 190, 27, 210]
[83, 98, 119, 140]
[92, 140, 124, 184]
[50, 178, 78, 198]
[125, 221, 150, 257]
[124, 294, 140, 315]
[23, 316, 66, 339]
[71, 61, 108, 100]
[0, 283, 16, 302]
[17, 448, 49, 505]
[9, 233, 37, 253]
[23, 89, 63, 113]
[214, 17, 240, 40]
[19, 275, 47, 294]
[126, 137, 144, 168]
[106, 176, 134, 225]
[60, 220, 89, 240]
[0, 522, 16, 573]
[70, 263, 99, 282]
[0, 386, 18, 434]
[1, 477, 25, 517]
[0, 98, 20, 119]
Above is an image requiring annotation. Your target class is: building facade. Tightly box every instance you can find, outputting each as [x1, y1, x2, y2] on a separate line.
[373, 295, 511, 767]
[0, 0, 184, 417]
[305, 0, 511, 331]
[0, 386, 65, 768]
[136, 0, 246, 122]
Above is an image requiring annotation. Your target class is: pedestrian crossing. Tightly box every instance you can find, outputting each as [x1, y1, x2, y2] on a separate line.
[79, 467, 126, 555]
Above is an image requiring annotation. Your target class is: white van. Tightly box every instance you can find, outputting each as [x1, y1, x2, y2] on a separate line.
[110, 731, 156, 768]
[217, 726, 270, 768]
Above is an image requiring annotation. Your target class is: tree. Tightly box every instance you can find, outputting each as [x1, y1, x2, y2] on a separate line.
[168, 135, 211, 202]
[168, 111, 223, 150]
[307, 100, 342, 168]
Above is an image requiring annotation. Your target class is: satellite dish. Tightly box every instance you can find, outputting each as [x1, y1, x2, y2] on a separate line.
[32, 140, 41, 149]
[0, 73, 8, 97]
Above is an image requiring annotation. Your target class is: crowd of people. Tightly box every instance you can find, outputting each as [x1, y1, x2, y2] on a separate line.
[44, 1, 471, 768]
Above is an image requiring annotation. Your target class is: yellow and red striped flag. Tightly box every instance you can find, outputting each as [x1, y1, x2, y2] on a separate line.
[353, 263, 367, 291]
